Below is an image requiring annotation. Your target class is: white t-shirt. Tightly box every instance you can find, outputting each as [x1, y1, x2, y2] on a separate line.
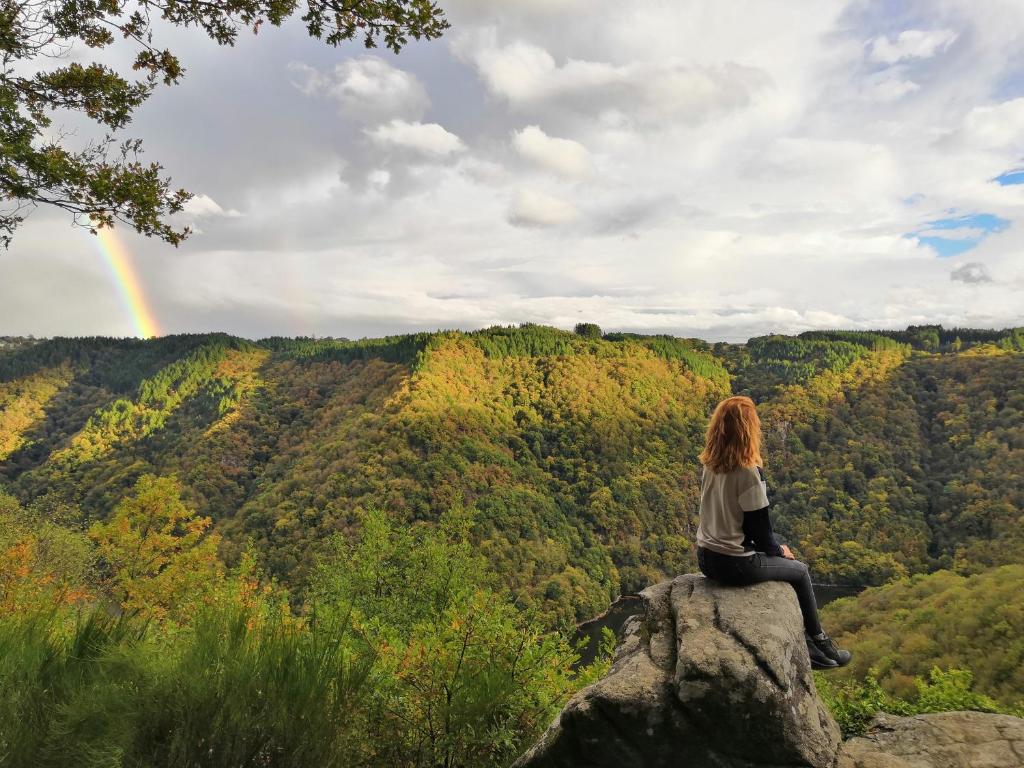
[696, 464, 770, 556]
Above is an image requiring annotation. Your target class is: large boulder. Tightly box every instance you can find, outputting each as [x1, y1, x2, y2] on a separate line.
[838, 711, 1024, 768]
[514, 573, 841, 768]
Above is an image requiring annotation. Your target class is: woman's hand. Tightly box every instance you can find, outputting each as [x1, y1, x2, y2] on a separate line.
[780, 544, 795, 560]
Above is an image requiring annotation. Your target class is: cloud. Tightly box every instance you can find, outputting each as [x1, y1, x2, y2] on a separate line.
[453, 29, 769, 124]
[443, 0, 584, 21]
[512, 126, 591, 178]
[366, 120, 466, 157]
[289, 57, 429, 122]
[367, 169, 391, 191]
[250, 165, 346, 209]
[868, 29, 959, 64]
[959, 97, 1024, 149]
[508, 189, 579, 227]
[7, 0, 1024, 341]
[182, 194, 241, 218]
[909, 213, 1009, 258]
[950, 262, 993, 283]
[863, 73, 920, 102]
[916, 226, 992, 240]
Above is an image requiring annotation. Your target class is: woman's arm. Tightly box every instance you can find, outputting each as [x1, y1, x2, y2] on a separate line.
[740, 466, 786, 557]
[741, 506, 785, 557]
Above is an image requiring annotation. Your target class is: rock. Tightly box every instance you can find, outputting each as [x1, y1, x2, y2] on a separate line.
[514, 573, 841, 768]
[838, 711, 1024, 768]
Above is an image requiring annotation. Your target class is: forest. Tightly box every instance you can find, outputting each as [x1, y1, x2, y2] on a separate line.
[1, 323, 1022, 765]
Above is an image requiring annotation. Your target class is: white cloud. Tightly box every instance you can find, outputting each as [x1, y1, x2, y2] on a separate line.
[453, 28, 769, 124]
[456, 156, 508, 184]
[242, 165, 346, 211]
[959, 97, 1024, 150]
[512, 126, 591, 178]
[366, 120, 466, 156]
[367, 169, 391, 191]
[915, 226, 989, 240]
[508, 189, 579, 227]
[869, 29, 959, 64]
[182, 194, 241, 218]
[288, 57, 429, 121]
[7, 0, 1024, 340]
[455, 36, 560, 103]
[864, 74, 920, 102]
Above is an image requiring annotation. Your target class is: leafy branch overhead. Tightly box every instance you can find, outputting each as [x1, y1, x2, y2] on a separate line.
[0, 0, 450, 247]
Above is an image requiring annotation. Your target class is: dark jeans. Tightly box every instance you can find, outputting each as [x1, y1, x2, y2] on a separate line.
[697, 546, 822, 636]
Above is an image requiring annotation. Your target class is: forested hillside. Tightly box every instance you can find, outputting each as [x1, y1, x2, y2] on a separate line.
[0, 327, 731, 624]
[2, 323, 1023, 762]
[1, 324, 1022, 627]
[821, 565, 1024, 706]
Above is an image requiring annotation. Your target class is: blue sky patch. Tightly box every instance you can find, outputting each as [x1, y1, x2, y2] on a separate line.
[994, 169, 1024, 185]
[910, 212, 1010, 257]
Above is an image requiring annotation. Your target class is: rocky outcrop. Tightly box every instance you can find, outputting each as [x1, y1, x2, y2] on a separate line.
[838, 711, 1024, 768]
[515, 573, 841, 768]
[515, 573, 1024, 768]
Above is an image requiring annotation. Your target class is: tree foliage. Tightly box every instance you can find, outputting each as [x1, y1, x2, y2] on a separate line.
[1, 324, 1022, 762]
[1, 327, 733, 624]
[0, 488, 94, 615]
[816, 666, 1021, 738]
[0, 488, 588, 767]
[0, 0, 448, 246]
[310, 509, 583, 767]
[0, 324, 1021, 626]
[821, 566, 1024, 707]
[88, 473, 222, 621]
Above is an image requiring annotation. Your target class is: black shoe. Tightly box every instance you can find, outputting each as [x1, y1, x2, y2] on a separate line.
[806, 634, 838, 669]
[810, 632, 852, 668]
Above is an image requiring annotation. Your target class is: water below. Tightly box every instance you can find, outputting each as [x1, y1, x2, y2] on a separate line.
[573, 582, 864, 667]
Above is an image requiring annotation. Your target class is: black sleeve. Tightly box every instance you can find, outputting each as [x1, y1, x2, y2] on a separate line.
[741, 469, 784, 557]
[742, 507, 784, 557]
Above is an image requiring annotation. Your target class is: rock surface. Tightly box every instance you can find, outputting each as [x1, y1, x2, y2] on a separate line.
[838, 711, 1024, 768]
[514, 573, 841, 768]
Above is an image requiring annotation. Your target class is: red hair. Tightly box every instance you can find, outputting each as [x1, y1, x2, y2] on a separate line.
[699, 395, 763, 474]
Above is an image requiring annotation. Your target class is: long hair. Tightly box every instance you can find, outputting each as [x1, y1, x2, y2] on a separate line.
[699, 395, 763, 474]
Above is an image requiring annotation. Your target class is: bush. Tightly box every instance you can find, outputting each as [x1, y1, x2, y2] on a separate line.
[309, 508, 587, 767]
[0, 505, 593, 768]
[0, 600, 371, 768]
[816, 667, 1024, 739]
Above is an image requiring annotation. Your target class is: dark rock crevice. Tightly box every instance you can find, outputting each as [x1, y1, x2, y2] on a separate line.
[726, 625, 788, 692]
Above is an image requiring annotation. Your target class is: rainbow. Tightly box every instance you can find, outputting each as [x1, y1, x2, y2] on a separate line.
[92, 227, 161, 338]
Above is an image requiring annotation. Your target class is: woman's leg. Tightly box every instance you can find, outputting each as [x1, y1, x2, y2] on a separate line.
[732, 553, 823, 636]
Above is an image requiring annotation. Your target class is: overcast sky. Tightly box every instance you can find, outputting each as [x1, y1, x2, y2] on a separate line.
[3, 0, 1024, 342]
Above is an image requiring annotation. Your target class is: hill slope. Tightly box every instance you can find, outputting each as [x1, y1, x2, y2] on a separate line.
[1, 324, 1021, 624]
[822, 565, 1024, 706]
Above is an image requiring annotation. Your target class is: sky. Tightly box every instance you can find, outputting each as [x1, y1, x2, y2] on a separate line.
[3, 0, 1024, 343]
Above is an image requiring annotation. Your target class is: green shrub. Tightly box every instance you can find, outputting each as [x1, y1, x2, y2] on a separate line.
[816, 667, 1024, 739]
[309, 508, 588, 767]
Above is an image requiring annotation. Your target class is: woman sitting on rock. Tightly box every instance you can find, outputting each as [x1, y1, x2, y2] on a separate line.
[695, 395, 851, 670]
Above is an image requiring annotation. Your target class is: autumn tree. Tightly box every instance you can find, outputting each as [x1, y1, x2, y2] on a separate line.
[89, 473, 222, 620]
[0, 0, 449, 247]
[0, 490, 94, 614]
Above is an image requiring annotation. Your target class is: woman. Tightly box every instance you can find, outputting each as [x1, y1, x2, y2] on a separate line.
[695, 395, 851, 670]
